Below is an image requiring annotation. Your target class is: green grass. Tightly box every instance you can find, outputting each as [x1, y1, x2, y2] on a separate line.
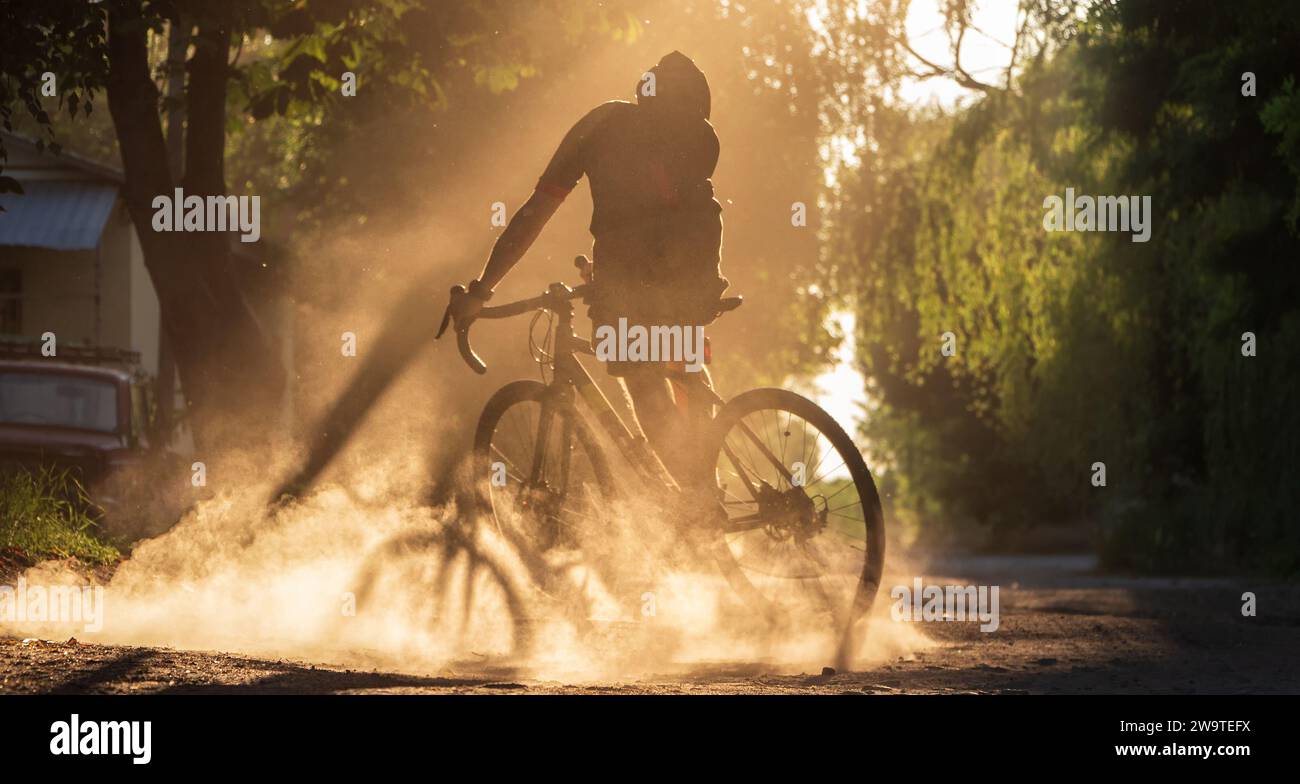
[0, 466, 120, 565]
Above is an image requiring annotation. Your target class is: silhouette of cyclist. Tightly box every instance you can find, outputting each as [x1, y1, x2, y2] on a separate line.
[449, 51, 730, 485]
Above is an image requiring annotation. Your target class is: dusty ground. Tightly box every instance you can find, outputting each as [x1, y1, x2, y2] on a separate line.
[3, 555, 1296, 694]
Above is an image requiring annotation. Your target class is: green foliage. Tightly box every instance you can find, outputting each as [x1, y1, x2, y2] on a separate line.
[0, 467, 120, 565]
[837, 0, 1300, 573]
[0, 1, 644, 176]
[0, 0, 111, 206]
[0, 0, 106, 145]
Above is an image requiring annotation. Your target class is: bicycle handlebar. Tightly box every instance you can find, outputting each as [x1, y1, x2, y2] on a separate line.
[437, 280, 742, 375]
[437, 283, 590, 375]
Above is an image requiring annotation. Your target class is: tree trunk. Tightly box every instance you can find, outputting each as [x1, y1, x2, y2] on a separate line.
[106, 3, 285, 455]
[154, 14, 187, 446]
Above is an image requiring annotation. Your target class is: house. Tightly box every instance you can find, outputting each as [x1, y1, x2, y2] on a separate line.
[0, 131, 296, 450]
[0, 131, 161, 376]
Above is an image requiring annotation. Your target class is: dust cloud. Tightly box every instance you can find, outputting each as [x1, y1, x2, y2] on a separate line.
[3, 442, 929, 681]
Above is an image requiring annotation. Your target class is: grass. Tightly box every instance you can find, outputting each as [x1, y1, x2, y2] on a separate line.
[0, 466, 120, 565]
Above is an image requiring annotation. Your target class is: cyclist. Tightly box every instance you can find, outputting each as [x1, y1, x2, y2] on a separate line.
[447, 51, 730, 486]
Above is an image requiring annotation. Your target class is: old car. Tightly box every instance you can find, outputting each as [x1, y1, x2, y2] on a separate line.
[0, 345, 181, 537]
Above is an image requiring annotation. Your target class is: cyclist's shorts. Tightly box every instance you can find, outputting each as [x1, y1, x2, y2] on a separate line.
[587, 273, 727, 378]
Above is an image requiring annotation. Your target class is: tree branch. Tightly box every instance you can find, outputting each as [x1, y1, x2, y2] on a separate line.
[892, 0, 1008, 96]
[900, 37, 1001, 94]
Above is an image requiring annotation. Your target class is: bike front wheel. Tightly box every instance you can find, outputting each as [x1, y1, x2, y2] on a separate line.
[472, 379, 632, 631]
[473, 380, 615, 550]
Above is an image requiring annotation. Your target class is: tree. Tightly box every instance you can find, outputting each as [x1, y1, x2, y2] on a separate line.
[828, 0, 1300, 572]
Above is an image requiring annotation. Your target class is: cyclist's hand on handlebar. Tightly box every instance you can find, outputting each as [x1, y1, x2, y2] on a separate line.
[450, 284, 487, 326]
[436, 280, 491, 339]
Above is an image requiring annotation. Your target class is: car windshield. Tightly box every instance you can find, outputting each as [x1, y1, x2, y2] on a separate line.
[0, 372, 120, 433]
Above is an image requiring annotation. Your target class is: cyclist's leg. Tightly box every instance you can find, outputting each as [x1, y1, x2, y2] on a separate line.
[622, 365, 715, 489]
[621, 366, 686, 481]
[671, 365, 721, 491]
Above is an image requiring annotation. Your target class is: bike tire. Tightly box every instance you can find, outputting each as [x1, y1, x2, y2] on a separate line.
[472, 380, 617, 538]
[704, 387, 886, 667]
[472, 380, 623, 630]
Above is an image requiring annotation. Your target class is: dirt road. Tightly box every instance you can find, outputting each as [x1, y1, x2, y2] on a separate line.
[2, 556, 1296, 694]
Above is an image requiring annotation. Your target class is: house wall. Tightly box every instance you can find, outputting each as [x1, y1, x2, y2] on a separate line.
[98, 200, 132, 358]
[0, 196, 160, 376]
[0, 245, 98, 343]
[127, 214, 160, 377]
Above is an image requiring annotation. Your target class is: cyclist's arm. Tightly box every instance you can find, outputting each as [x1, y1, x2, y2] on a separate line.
[472, 102, 625, 295]
[475, 191, 563, 291]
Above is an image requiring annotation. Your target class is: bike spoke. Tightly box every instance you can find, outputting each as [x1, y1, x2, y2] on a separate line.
[489, 445, 529, 485]
[820, 477, 858, 504]
[486, 394, 610, 556]
[807, 455, 849, 488]
[721, 440, 762, 500]
[737, 417, 795, 484]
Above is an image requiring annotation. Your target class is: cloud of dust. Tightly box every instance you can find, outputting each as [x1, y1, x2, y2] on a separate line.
[2, 437, 931, 682]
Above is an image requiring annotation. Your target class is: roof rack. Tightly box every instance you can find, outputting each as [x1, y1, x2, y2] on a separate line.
[0, 338, 141, 367]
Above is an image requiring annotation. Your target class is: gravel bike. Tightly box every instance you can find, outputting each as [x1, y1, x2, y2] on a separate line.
[436, 256, 885, 666]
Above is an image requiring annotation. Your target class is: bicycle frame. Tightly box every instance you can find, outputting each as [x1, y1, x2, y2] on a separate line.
[536, 282, 724, 495]
[535, 285, 790, 542]
[446, 276, 776, 528]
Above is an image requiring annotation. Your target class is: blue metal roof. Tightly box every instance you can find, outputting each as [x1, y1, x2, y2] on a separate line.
[0, 180, 120, 250]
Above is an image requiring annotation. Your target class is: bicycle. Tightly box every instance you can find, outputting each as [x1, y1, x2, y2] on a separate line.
[437, 256, 886, 667]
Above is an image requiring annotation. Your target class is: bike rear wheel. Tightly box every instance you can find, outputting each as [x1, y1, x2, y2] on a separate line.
[704, 388, 885, 666]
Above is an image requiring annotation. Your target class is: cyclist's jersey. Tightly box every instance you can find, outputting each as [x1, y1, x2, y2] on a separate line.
[538, 100, 719, 239]
[536, 100, 729, 330]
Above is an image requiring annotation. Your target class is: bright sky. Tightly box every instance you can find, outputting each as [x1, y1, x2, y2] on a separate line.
[897, 0, 1022, 107]
[811, 309, 864, 430]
